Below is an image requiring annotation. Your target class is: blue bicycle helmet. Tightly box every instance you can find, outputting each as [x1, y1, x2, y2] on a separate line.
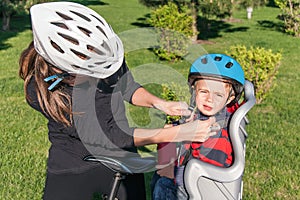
[188, 53, 245, 101]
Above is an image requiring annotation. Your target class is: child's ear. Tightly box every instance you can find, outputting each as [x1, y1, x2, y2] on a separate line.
[226, 95, 235, 105]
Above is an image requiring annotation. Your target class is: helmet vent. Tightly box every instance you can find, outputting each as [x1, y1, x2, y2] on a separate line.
[70, 10, 91, 22]
[95, 61, 106, 65]
[51, 22, 69, 30]
[104, 64, 112, 69]
[101, 40, 110, 52]
[70, 49, 90, 60]
[225, 62, 233, 68]
[78, 26, 92, 37]
[56, 12, 73, 20]
[214, 56, 222, 61]
[58, 33, 79, 45]
[96, 26, 107, 37]
[72, 65, 94, 74]
[71, 65, 80, 70]
[87, 45, 105, 55]
[50, 40, 64, 54]
[201, 58, 207, 64]
[91, 14, 106, 26]
[116, 42, 120, 51]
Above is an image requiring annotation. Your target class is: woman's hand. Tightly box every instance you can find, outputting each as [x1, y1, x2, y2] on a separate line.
[153, 100, 191, 116]
[134, 117, 217, 146]
[131, 88, 191, 116]
[174, 117, 217, 142]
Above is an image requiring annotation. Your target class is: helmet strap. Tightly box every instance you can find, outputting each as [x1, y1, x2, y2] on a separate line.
[179, 88, 196, 124]
[195, 107, 230, 129]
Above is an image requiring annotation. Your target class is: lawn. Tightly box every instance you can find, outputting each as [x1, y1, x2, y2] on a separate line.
[0, 0, 299, 199]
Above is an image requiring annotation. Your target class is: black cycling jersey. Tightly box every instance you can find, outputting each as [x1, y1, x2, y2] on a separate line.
[26, 63, 142, 174]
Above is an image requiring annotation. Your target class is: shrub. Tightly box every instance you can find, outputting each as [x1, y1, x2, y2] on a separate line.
[148, 2, 194, 61]
[226, 45, 282, 104]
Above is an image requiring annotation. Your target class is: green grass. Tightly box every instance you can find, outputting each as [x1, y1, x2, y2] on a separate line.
[1, 0, 299, 199]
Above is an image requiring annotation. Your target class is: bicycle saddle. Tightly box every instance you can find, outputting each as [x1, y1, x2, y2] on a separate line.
[83, 155, 156, 174]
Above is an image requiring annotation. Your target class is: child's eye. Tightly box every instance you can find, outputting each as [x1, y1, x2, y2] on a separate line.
[215, 93, 225, 98]
[198, 89, 208, 94]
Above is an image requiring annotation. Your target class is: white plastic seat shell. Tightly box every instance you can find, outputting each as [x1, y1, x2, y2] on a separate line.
[184, 80, 256, 200]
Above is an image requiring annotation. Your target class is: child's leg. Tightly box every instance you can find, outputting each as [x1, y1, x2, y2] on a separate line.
[152, 176, 177, 200]
[150, 171, 161, 196]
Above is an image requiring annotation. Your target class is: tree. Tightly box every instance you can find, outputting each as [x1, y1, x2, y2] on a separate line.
[275, 0, 300, 37]
[140, 0, 270, 41]
[148, 2, 194, 61]
[1, 0, 23, 31]
[140, 0, 199, 42]
[1, 0, 52, 31]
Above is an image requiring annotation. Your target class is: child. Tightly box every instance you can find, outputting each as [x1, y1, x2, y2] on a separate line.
[151, 53, 245, 200]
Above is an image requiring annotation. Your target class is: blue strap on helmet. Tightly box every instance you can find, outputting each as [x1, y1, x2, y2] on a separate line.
[44, 73, 69, 91]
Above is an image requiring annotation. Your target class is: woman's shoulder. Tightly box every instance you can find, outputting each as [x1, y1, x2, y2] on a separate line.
[26, 76, 42, 112]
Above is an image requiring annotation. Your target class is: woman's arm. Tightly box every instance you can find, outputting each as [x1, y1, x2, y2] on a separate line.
[133, 117, 216, 146]
[131, 87, 191, 116]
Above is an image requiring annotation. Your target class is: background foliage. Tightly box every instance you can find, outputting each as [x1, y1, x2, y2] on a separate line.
[148, 2, 194, 61]
[0, 0, 54, 30]
[275, 0, 300, 37]
[161, 82, 191, 123]
[226, 45, 282, 104]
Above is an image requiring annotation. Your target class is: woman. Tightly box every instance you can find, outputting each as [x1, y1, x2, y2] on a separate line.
[19, 2, 216, 199]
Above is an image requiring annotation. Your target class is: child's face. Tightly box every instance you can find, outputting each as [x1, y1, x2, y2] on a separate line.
[194, 79, 234, 116]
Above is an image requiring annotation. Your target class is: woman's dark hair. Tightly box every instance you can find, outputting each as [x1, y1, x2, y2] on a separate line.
[19, 41, 73, 126]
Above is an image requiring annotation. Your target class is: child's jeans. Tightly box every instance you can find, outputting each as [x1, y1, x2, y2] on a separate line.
[151, 170, 188, 200]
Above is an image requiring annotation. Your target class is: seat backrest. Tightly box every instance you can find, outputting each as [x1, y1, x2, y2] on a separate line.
[184, 80, 256, 200]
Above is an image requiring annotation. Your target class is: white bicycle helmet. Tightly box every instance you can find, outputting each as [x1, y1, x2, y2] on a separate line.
[30, 2, 124, 79]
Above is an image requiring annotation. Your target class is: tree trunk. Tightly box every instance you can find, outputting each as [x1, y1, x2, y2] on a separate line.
[190, 0, 199, 42]
[2, 11, 11, 31]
